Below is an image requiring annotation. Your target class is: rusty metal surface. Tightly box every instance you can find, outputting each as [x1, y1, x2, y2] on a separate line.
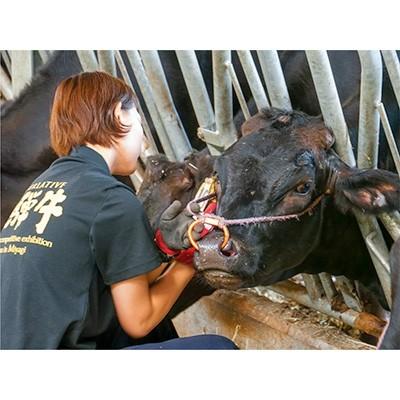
[269, 280, 386, 338]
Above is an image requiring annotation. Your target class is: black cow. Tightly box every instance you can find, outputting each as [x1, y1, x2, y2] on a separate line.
[140, 108, 399, 346]
[379, 239, 400, 349]
[194, 109, 398, 308]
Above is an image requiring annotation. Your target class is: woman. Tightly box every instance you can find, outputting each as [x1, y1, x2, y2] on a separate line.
[0, 71, 236, 350]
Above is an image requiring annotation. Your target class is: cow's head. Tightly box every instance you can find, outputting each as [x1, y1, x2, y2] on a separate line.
[194, 108, 400, 289]
[138, 149, 214, 227]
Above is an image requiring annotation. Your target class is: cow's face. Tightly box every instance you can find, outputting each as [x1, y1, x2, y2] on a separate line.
[194, 108, 400, 289]
[138, 150, 214, 228]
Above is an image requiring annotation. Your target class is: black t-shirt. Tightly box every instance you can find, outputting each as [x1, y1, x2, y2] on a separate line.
[1, 146, 162, 349]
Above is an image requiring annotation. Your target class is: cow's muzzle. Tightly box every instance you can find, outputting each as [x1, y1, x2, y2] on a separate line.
[193, 231, 243, 289]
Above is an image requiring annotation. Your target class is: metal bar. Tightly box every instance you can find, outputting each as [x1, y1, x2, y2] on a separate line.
[377, 102, 400, 175]
[130, 160, 146, 192]
[76, 50, 99, 72]
[212, 50, 237, 151]
[175, 51, 215, 129]
[365, 232, 391, 271]
[0, 65, 13, 100]
[305, 51, 356, 166]
[97, 50, 117, 76]
[381, 50, 400, 108]
[38, 50, 49, 64]
[1, 50, 12, 74]
[269, 280, 386, 338]
[256, 50, 292, 110]
[335, 276, 363, 312]
[11, 50, 33, 97]
[318, 272, 338, 302]
[355, 211, 392, 307]
[302, 274, 325, 301]
[375, 102, 400, 241]
[114, 51, 158, 161]
[140, 50, 192, 161]
[225, 61, 251, 121]
[357, 51, 382, 169]
[125, 50, 172, 159]
[175, 50, 221, 156]
[305, 50, 392, 306]
[379, 212, 400, 241]
[236, 50, 270, 110]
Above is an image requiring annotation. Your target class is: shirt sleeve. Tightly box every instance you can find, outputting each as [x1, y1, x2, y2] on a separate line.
[90, 186, 162, 285]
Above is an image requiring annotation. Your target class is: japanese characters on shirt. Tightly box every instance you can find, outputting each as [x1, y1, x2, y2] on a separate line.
[1, 181, 67, 256]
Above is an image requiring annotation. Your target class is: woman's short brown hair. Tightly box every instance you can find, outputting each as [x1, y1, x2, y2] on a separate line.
[50, 71, 138, 156]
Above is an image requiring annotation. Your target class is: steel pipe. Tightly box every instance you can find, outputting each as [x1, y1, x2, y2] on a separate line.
[256, 50, 292, 110]
[97, 50, 116, 76]
[225, 61, 251, 121]
[175, 50, 221, 156]
[0, 65, 13, 100]
[114, 51, 158, 161]
[335, 276, 363, 312]
[305, 51, 356, 166]
[1, 50, 11, 74]
[236, 50, 269, 110]
[355, 211, 392, 307]
[302, 274, 325, 301]
[379, 212, 400, 241]
[305, 50, 391, 306]
[357, 51, 383, 169]
[125, 51, 172, 159]
[366, 232, 391, 272]
[375, 102, 400, 241]
[318, 272, 338, 302]
[377, 102, 400, 175]
[38, 50, 49, 64]
[381, 50, 400, 108]
[76, 50, 99, 72]
[175, 51, 215, 129]
[140, 50, 192, 161]
[212, 51, 237, 151]
[11, 50, 33, 97]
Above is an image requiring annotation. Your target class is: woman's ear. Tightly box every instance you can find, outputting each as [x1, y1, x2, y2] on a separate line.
[114, 101, 123, 122]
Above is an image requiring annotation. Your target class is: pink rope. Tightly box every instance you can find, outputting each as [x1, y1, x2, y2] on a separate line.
[186, 192, 326, 227]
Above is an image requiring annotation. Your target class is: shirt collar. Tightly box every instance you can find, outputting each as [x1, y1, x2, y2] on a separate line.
[70, 145, 110, 174]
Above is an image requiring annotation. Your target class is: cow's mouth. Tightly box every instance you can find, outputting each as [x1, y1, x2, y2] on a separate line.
[201, 269, 243, 290]
[191, 230, 248, 289]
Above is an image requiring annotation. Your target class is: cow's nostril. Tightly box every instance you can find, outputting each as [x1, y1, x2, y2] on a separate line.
[220, 239, 237, 257]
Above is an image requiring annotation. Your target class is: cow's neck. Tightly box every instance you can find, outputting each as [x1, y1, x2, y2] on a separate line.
[302, 198, 384, 301]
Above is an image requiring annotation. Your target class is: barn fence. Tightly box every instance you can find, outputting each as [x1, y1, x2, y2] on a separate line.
[1, 49, 399, 339]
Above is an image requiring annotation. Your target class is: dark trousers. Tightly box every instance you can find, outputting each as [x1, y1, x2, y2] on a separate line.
[99, 318, 237, 350]
[125, 334, 238, 350]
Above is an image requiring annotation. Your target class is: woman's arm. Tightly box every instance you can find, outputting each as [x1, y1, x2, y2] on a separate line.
[110, 261, 195, 338]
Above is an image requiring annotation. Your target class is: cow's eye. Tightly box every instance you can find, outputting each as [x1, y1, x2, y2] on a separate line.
[295, 182, 312, 194]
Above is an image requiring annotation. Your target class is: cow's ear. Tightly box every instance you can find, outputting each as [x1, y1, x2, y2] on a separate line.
[241, 112, 268, 136]
[334, 168, 400, 215]
[144, 155, 171, 181]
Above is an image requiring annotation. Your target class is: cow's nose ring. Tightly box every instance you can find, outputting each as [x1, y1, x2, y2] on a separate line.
[188, 218, 230, 251]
